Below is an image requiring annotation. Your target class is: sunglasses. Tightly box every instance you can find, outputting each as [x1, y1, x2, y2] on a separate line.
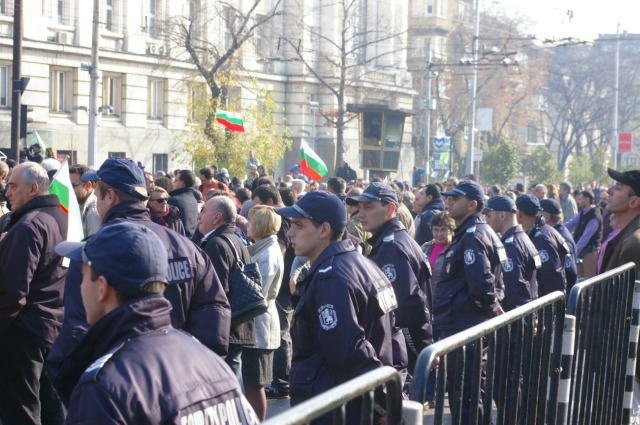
[151, 198, 168, 203]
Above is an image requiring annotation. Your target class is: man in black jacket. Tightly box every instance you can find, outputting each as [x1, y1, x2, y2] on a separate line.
[53, 222, 258, 424]
[169, 169, 200, 237]
[0, 162, 68, 425]
[198, 195, 255, 385]
[414, 184, 446, 245]
[47, 158, 231, 384]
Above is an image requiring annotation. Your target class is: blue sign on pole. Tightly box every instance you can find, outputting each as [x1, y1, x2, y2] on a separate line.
[433, 137, 451, 151]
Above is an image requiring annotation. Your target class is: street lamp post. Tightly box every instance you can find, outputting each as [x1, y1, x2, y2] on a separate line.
[465, 0, 480, 176]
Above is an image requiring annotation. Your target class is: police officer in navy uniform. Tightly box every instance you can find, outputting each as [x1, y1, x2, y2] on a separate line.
[483, 195, 540, 421]
[516, 194, 569, 296]
[53, 222, 259, 424]
[277, 191, 407, 424]
[351, 182, 432, 390]
[435, 180, 506, 424]
[540, 199, 578, 292]
[47, 158, 231, 383]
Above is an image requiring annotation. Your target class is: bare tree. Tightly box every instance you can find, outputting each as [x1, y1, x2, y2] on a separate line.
[282, 0, 408, 170]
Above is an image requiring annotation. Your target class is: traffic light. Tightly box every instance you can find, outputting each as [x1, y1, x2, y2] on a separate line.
[20, 104, 33, 139]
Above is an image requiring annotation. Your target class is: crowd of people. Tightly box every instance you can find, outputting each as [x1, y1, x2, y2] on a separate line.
[1, 148, 640, 425]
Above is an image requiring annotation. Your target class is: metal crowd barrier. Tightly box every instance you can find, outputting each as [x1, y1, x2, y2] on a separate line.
[262, 366, 404, 425]
[566, 263, 639, 425]
[410, 292, 567, 425]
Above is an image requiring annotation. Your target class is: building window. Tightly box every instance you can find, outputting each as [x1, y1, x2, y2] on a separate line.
[147, 0, 159, 38]
[0, 0, 7, 15]
[412, 0, 434, 16]
[437, 0, 447, 17]
[49, 69, 71, 112]
[0, 65, 9, 107]
[49, 0, 66, 24]
[102, 74, 121, 116]
[57, 149, 77, 165]
[153, 153, 168, 173]
[188, 82, 206, 122]
[148, 79, 164, 120]
[102, 0, 113, 31]
[108, 151, 126, 158]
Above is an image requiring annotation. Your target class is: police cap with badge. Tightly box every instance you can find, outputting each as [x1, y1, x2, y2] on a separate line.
[277, 190, 347, 234]
[55, 221, 169, 297]
[482, 195, 517, 214]
[441, 180, 485, 202]
[540, 199, 561, 215]
[516, 193, 541, 216]
[81, 157, 150, 201]
[348, 182, 398, 205]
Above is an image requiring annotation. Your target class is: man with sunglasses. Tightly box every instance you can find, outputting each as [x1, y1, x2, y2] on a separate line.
[47, 158, 231, 384]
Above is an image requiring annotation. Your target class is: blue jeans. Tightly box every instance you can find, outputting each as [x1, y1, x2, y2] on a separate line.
[225, 343, 244, 390]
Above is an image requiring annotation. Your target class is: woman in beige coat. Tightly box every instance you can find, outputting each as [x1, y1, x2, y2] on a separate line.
[245, 205, 284, 420]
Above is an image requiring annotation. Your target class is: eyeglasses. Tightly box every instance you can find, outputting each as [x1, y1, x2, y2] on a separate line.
[151, 198, 168, 203]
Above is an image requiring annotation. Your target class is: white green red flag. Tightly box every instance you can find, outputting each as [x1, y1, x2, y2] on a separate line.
[50, 160, 84, 249]
[215, 111, 245, 132]
[299, 140, 328, 181]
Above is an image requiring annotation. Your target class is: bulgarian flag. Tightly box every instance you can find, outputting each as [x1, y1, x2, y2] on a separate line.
[50, 160, 84, 265]
[215, 110, 245, 132]
[299, 140, 328, 181]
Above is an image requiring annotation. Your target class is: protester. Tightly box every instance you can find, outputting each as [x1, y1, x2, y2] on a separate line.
[559, 182, 578, 222]
[565, 190, 603, 279]
[168, 169, 200, 237]
[277, 191, 407, 424]
[245, 205, 284, 420]
[0, 162, 67, 425]
[69, 164, 101, 237]
[53, 222, 258, 424]
[414, 184, 445, 245]
[148, 186, 185, 235]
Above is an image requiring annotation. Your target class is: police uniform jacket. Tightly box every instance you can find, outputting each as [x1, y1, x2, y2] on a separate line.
[367, 218, 433, 339]
[500, 225, 540, 311]
[55, 295, 259, 425]
[0, 194, 67, 345]
[290, 238, 407, 420]
[201, 223, 256, 346]
[554, 223, 578, 292]
[47, 203, 231, 381]
[527, 218, 569, 296]
[433, 213, 505, 333]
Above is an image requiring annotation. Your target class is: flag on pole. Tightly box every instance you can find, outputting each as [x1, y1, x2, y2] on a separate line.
[215, 111, 245, 132]
[50, 160, 84, 247]
[299, 140, 328, 181]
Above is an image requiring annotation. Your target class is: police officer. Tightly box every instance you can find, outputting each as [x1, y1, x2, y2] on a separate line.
[436, 180, 505, 424]
[53, 222, 259, 424]
[483, 195, 540, 421]
[516, 194, 569, 296]
[351, 182, 432, 388]
[484, 195, 540, 311]
[540, 199, 578, 292]
[277, 191, 407, 424]
[47, 158, 231, 382]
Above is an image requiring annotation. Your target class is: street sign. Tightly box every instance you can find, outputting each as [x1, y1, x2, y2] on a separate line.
[433, 137, 451, 151]
[619, 132, 632, 153]
[474, 150, 483, 161]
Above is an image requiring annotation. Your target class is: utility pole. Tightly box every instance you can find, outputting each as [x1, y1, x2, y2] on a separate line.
[10, 0, 23, 162]
[465, 0, 480, 176]
[612, 24, 620, 169]
[424, 45, 432, 183]
[88, 0, 101, 169]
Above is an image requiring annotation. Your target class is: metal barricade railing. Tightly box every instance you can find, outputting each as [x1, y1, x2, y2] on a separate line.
[262, 366, 404, 425]
[410, 291, 566, 425]
[566, 263, 638, 425]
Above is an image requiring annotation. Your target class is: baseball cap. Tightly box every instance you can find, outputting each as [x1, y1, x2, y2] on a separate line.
[81, 157, 149, 200]
[277, 191, 347, 233]
[482, 195, 516, 214]
[540, 199, 561, 215]
[441, 180, 484, 202]
[516, 194, 541, 215]
[348, 182, 398, 205]
[55, 222, 169, 297]
[608, 168, 640, 196]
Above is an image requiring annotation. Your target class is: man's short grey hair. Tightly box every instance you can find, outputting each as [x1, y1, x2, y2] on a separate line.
[214, 196, 237, 224]
[19, 162, 50, 193]
[291, 179, 306, 193]
[535, 184, 547, 194]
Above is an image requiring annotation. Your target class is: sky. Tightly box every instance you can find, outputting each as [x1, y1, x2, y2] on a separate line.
[491, 0, 640, 41]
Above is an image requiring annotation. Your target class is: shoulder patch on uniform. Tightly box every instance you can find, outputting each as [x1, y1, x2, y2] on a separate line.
[318, 266, 333, 274]
[318, 304, 338, 330]
[466, 225, 477, 234]
[502, 258, 514, 272]
[382, 234, 395, 243]
[564, 256, 572, 269]
[464, 249, 476, 265]
[505, 236, 514, 244]
[534, 252, 542, 268]
[538, 249, 549, 263]
[381, 264, 397, 282]
[534, 231, 542, 238]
